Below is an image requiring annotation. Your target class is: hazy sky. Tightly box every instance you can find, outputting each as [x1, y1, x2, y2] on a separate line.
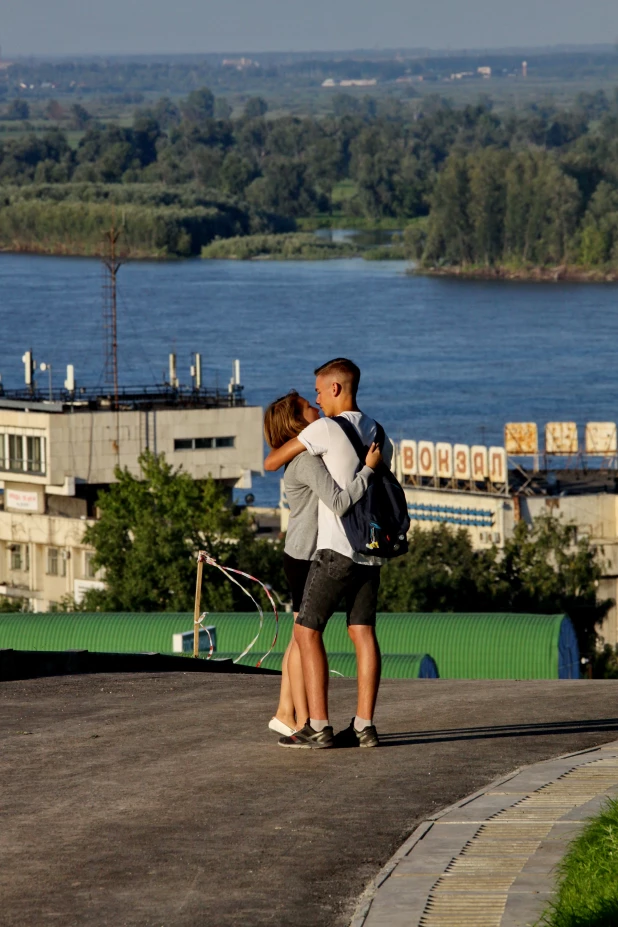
[3, 0, 618, 57]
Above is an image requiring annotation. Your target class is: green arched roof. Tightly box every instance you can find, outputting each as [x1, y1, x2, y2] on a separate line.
[215, 651, 439, 679]
[0, 611, 577, 679]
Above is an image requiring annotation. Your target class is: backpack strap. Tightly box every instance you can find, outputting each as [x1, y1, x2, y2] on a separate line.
[333, 416, 384, 465]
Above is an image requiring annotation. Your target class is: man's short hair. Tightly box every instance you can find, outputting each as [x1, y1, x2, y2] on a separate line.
[314, 357, 361, 396]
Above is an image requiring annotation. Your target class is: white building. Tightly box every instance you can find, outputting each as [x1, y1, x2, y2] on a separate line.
[0, 380, 263, 612]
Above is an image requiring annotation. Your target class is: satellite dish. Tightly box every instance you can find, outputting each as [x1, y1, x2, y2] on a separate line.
[244, 493, 255, 505]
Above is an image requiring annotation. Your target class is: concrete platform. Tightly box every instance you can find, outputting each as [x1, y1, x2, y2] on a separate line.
[2, 675, 618, 927]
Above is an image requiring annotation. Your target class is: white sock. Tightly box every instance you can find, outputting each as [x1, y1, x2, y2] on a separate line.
[354, 716, 372, 732]
[310, 719, 329, 732]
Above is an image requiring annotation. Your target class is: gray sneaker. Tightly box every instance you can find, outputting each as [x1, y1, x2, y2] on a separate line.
[278, 723, 334, 749]
[335, 719, 379, 748]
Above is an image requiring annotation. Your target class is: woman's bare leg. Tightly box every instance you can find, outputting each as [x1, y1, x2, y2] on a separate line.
[274, 634, 297, 730]
[273, 614, 309, 730]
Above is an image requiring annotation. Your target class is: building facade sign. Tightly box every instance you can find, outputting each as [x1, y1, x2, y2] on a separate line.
[586, 423, 618, 455]
[6, 489, 40, 512]
[546, 422, 578, 455]
[505, 423, 538, 455]
[399, 441, 507, 491]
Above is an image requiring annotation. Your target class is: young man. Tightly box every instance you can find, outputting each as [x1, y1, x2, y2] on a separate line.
[264, 358, 392, 749]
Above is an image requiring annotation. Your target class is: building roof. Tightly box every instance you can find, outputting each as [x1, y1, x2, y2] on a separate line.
[0, 611, 579, 679]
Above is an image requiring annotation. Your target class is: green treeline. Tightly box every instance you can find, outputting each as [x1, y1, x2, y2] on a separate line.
[0, 184, 292, 257]
[418, 148, 618, 270]
[4, 87, 618, 262]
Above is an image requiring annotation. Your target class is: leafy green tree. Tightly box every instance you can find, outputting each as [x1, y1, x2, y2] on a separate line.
[378, 524, 494, 612]
[379, 516, 610, 660]
[423, 151, 473, 265]
[491, 515, 610, 657]
[81, 451, 289, 613]
[7, 99, 29, 120]
[243, 96, 268, 119]
[214, 98, 233, 120]
[45, 99, 64, 121]
[69, 103, 91, 130]
[82, 452, 243, 611]
[467, 148, 508, 265]
[220, 150, 256, 196]
[181, 87, 215, 124]
[246, 158, 323, 217]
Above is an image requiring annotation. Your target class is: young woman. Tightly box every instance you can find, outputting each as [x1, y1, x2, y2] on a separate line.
[263, 390, 381, 736]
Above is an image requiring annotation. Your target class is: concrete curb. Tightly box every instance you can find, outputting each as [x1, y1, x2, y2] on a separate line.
[350, 740, 618, 927]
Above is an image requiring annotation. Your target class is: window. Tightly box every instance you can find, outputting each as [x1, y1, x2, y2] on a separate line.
[10, 544, 29, 572]
[8, 435, 23, 471]
[26, 437, 43, 473]
[47, 547, 58, 576]
[0, 432, 45, 475]
[47, 547, 66, 577]
[84, 551, 97, 579]
[174, 437, 235, 451]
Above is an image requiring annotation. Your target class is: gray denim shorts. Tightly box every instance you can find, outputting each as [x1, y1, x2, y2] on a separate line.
[295, 549, 381, 633]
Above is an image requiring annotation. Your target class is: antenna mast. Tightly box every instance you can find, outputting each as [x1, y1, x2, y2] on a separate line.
[102, 224, 122, 408]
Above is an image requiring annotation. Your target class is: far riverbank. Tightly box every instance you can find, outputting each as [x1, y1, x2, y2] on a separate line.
[417, 264, 618, 283]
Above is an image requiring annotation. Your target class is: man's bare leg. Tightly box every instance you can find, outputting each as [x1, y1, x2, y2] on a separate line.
[347, 624, 381, 720]
[287, 636, 309, 727]
[294, 623, 329, 721]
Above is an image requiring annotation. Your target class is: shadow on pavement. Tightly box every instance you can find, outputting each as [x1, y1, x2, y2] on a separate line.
[379, 717, 618, 747]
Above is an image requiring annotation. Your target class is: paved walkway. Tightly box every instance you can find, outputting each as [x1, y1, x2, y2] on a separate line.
[2, 675, 618, 927]
[356, 740, 618, 927]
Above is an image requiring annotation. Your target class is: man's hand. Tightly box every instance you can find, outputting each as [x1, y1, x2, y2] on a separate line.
[264, 437, 306, 471]
[365, 442, 382, 470]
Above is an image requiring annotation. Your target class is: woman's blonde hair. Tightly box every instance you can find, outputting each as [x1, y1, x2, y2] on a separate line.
[264, 390, 307, 449]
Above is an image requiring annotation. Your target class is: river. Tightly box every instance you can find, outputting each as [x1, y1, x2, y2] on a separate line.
[2, 252, 618, 505]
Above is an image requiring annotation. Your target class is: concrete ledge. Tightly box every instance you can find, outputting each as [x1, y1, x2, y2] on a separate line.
[0, 648, 279, 681]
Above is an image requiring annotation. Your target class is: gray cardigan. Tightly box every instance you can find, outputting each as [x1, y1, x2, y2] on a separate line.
[283, 453, 373, 561]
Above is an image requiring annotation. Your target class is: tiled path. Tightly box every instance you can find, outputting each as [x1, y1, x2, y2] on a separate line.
[356, 740, 618, 927]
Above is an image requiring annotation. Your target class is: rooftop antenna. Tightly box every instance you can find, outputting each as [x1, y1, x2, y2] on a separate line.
[191, 352, 202, 390]
[228, 359, 241, 405]
[102, 222, 122, 409]
[169, 353, 179, 388]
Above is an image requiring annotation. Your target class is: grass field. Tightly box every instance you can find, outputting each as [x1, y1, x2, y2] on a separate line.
[540, 798, 618, 927]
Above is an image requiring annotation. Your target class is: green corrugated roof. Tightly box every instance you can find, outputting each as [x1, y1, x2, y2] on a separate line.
[215, 651, 439, 679]
[0, 611, 575, 679]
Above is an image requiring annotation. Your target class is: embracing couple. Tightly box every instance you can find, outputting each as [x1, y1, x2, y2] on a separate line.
[263, 357, 395, 750]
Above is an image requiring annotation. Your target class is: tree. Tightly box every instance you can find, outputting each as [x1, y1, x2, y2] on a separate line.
[243, 96, 268, 120]
[246, 158, 323, 217]
[220, 150, 256, 197]
[181, 87, 215, 124]
[214, 98, 233, 120]
[467, 148, 508, 266]
[378, 524, 494, 612]
[491, 515, 610, 657]
[45, 99, 64, 121]
[81, 451, 287, 613]
[7, 99, 29, 121]
[379, 516, 610, 660]
[69, 103, 91, 130]
[422, 151, 473, 265]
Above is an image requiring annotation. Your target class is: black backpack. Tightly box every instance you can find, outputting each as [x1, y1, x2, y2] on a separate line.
[333, 416, 411, 559]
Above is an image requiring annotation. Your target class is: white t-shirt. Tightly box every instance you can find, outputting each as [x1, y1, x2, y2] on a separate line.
[297, 411, 393, 566]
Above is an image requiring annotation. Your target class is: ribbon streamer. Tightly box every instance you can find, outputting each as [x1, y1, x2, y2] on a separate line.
[197, 551, 279, 666]
[194, 613, 215, 659]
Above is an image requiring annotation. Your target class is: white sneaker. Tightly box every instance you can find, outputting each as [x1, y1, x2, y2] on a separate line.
[268, 717, 295, 737]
